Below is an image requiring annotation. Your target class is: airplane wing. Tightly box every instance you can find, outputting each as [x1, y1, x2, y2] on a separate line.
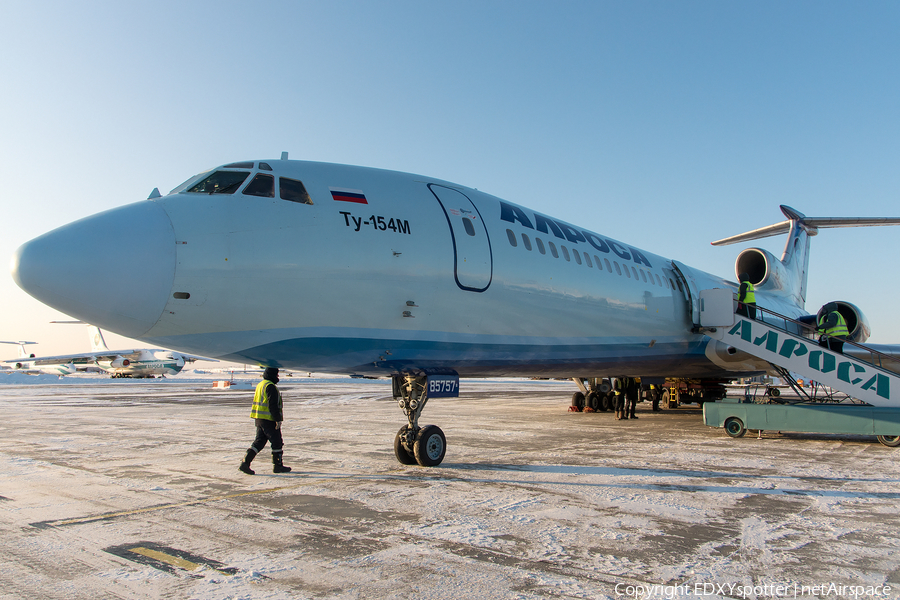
[2, 350, 140, 364]
[2, 349, 218, 364]
[177, 353, 219, 363]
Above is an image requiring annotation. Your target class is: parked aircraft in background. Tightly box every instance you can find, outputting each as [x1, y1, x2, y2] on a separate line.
[0, 340, 76, 375]
[2, 322, 216, 378]
[10, 156, 900, 463]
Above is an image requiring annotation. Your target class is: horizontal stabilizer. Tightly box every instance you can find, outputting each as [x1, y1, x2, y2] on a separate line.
[712, 205, 900, 246]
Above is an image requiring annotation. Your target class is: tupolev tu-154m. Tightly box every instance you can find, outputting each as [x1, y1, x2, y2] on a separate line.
[11, 156, 900, 465]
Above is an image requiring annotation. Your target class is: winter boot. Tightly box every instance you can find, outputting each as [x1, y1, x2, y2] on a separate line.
[239, 448, 257, 475]
[272, 451, 292, 473]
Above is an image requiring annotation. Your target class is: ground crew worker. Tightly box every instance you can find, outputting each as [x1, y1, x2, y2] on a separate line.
[625, 377, 639, 419]
[650, 384, 661, 412]
[239, 367, 292, 474]
[613, 377, 626, 420]
[817, 303, 849, 354]
[737, 273, 756, 319]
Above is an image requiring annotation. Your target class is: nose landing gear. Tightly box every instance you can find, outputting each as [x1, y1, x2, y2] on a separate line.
[392, 373, 448, 467]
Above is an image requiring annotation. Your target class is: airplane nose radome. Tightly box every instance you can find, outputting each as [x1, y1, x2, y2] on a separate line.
[11, 201, 176, 338]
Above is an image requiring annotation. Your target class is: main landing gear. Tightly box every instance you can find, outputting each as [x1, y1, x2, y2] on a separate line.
[392, 373, 447, 467]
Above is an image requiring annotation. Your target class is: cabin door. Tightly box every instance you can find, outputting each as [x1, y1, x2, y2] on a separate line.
[429, 184, 493, 292]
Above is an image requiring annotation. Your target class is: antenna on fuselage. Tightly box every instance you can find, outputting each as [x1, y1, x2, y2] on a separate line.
[281, 151, 289, 160]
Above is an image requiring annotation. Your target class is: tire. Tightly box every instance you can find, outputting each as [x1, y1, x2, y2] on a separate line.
[769, 387, 781, 397]
[724, 417, 746, 438]
[414, 425, 446, 467]
[661, 389, 673, 409]
[599, 393, 611, 412]
[877, 435, 900, 448]
[571, 392, 585, 411]
[393, 425, 418, 465]
[586, 391, 599, 411]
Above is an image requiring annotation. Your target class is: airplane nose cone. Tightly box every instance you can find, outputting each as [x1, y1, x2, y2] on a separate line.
[11, 201, 176, 338]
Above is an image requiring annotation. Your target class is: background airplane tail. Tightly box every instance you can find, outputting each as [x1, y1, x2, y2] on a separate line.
[712, 205, 900, 308]
[0, 340, 37, 359]
[88, 325, 109, 352]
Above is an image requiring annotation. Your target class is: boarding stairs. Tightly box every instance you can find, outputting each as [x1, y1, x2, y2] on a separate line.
[698, 289, 900, 408]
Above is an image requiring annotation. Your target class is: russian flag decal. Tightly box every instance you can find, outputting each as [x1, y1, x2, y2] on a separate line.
[330, 187, 368, 204]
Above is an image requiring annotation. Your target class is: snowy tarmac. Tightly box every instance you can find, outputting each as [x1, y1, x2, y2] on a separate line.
[0, 373, 898, 600]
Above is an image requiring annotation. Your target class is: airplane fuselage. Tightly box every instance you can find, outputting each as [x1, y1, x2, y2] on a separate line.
[11, 159, 805, 379]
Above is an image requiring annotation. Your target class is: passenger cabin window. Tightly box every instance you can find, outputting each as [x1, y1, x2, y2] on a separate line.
[521, 234, 532, 251]
[614, 261, 622, 275]
[187, 170, 250, 194]
[463, 218, 476, 236]
[583, 252, 592, 268]
[594, 255, 603, 270]
[507, 229, 518, 247]
[280, 177, 313, 204]
[548, 241, 559, 258]
[562, 246, 571, 262]
[244, 173, 275, 198]
[536, 238, 546, 255]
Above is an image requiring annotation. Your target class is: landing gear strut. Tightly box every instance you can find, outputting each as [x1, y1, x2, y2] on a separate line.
[392, 374, 447, 467]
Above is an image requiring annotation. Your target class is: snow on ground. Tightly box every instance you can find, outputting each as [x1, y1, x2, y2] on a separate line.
[0, 376, 898, 599]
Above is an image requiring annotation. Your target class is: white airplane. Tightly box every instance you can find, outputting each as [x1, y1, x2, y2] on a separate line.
[0, 340, 76, 375]
[2, 322, 216, 378]
[10, 156, 900, 464]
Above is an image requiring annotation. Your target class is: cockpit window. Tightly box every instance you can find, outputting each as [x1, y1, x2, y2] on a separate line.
[187, 170, 250, 194]
[280, 177, 313, 204]
[223, 162, 254, 169]
[244, 173, 275, 198]
[259, 162, 273, 171]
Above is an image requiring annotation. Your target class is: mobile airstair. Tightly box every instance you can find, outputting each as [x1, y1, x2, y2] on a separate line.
[697, 289, 900, 446]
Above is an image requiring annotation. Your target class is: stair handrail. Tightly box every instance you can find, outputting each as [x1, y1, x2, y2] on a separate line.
[741, 304, 900, 377]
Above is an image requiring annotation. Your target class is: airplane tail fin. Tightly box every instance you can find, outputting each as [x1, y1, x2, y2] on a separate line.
[712, 206, 900, 307]
[0, 340, 37, 359]
[87, 326, 109, 352]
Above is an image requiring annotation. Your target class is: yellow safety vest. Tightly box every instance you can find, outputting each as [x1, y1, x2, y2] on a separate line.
[741, 282, 756, 304]
[819, 311, 849, 338]
[251, 379, 281, 420]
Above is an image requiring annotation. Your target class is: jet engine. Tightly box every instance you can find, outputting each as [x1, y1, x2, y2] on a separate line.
[109, 356, 131, 369]
[734, 248, 792, 292]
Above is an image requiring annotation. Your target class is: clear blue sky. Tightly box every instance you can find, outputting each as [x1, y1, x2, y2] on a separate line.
[2, 1, 899, 357]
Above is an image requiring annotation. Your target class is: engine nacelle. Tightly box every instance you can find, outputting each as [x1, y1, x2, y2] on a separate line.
[815, 301, 871, 343]
[734, 248, 792, 293]
[109, 356, 132, 369]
